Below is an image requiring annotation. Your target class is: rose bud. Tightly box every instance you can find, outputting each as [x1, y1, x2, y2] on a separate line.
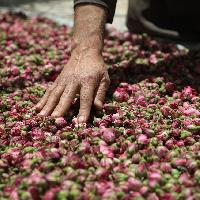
[147, 193, 159, 200]
[179, 173, 193, 187]
[54, 117, 67, 128]
[172, 158, 187, 167]
[156, 146, 169, 158]
[113, 88, 129, 102]
[137, 134, 149, 145]
[165, 139, 175, 149]
[160, 162, 172, 173]
[165, 82, 175, 92]
[101, 128, 116, 144]
[135, 95, 147, 107]
[140, 186, 149, 195]
[180, 86, 197, 100]
[127, 177, 142, 191]
[43, 187, 60, 200]
[176, 140, 185, 147]
[11, 66, 20, 76]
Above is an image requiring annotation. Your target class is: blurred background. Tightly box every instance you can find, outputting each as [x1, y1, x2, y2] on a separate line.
[0, 0, 128, 30]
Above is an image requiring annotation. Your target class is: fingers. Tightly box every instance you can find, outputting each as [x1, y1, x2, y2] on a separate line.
[51, 83, 79, 117]
[35, 83, 57, 111]
[94, 74, 110, 110]
[38, 85, 65, 116]
[35, 68, 110, 123]
[78, 78, 97, 123]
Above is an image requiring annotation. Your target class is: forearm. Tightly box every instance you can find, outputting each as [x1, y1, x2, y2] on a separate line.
[72, 4, 107, 54]
[74, 0, 117, 23]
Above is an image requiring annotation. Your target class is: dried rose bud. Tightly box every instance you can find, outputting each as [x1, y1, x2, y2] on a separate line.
[55, 117, 67, 128]
[101, 128, 116, 144]
[137, 134, 149, 145]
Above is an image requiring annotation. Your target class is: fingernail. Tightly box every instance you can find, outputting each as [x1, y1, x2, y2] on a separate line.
[78, 116, 85, 123]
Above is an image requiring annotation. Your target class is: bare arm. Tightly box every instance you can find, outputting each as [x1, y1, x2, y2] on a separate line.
[72, 4, 106, 53]
[35, 4, 110, 123]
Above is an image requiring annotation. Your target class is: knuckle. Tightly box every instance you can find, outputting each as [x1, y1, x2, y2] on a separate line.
[37, 99, 45, 106]
[47, 81, 54, 87]
[67, 92, 74, 99]
[53, 87, 63, 96]
[54, 106, 61, 113]
[60, 92, 72, 102]
[87, 74, 96, 80]
[72, 74, 78, 82]
[63, 88, 71, 96]
[59, 95, 64, 102]
[59, 96, 66, 103]
[47, 86, 54, 93]
[81, 92, 90, 101]
[79, 108, 88, 116]
[40, 108, 48, 114]
[53, 90, 60, 96]
[84, 75, 97, 84]
[67, 74, 77, 84]
[46, 98, 56, 106]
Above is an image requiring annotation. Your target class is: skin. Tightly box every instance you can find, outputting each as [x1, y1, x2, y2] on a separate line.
[35, 4, 109, 123]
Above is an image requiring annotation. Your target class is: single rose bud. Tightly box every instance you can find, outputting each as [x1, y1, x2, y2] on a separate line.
[137, 134, 149, 145]
[55, 117, 67, 128]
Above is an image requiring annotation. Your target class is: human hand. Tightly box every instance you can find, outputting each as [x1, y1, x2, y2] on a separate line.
[35, 50, 110, 123]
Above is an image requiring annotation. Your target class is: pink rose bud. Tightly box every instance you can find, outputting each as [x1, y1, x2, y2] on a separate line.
[128, 177, 142, 191]
[179, 173, 193, 187]
[157, 146, 169, 158]
[165, 82, 175, 92]
[113, 88, 129, 102]
[181, 86, 197, 100]
[160, 162, 172, 172]
[11, 66, 20, 76]
[101, 128, 116, 143]
[172, 158, 187, 167]
[161, 106, 174, 118]
[140, 186, 149, 195]
[55, 117, 67, 128]
[43, 187, 60, 200]
[147, 193, 159, 200]
[137, 134, 149, 145]
[135, 95, 147, 106]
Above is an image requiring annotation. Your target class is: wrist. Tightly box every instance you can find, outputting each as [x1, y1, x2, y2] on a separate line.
[71, 4, 106, 56]
[72, 35, 103, 52]
[71, 37, 103, 56]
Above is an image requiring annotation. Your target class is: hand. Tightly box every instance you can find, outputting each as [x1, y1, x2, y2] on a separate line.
[35, 50, 110, 123]
[36, 3, 108, 123]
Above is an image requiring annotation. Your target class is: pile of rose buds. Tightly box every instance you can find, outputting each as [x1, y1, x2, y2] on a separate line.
[0, 12, 200, 200]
